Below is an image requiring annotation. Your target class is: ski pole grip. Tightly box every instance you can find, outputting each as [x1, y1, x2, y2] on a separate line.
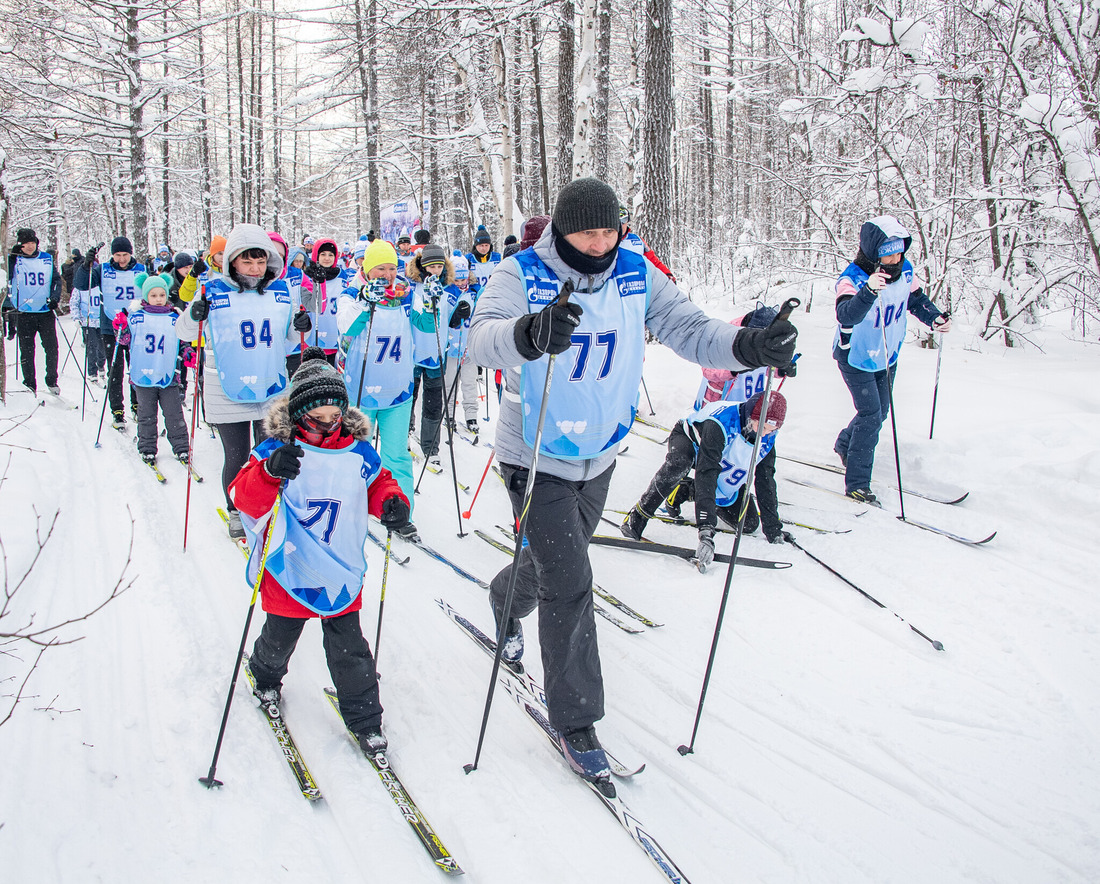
[557, 279, 575, 306]
[773, 297, 800, 324]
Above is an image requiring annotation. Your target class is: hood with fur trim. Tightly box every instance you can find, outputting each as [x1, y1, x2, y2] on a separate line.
[263, 396, 374, 443]
[404, 253, 455, 286]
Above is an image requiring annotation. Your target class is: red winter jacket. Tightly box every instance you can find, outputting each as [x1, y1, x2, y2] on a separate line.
[230, 401, 406, 619]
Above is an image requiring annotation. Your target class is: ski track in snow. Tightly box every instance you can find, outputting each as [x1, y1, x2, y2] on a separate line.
[1, 310, 1099, 882]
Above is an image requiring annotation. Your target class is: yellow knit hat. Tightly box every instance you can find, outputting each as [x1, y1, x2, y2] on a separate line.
[363, 239, 398, 273]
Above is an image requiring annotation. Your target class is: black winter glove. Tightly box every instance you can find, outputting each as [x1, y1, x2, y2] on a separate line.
[514, 300, 584, 360]
[189, 256, 208, 278]
[264, 442, 304, 481]
[48, 296, 60, 311]
[731, 319, 798, 370]
[4, 308, 16, 340]
[83, 252, 97, 268]
[189, 297, 210, 322]
[449, 300, 472, 328]
[380, 495, 411, 530]
[305, 261, 328, 283]
[292, 310, 312, 333]
[766, 529, 795, 545]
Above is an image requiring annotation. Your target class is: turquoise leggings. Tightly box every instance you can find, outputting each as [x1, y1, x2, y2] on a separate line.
[363, 399, 415, 517]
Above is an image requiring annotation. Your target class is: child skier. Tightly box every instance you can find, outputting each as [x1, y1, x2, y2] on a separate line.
[230, 348, 412, 754]
[113, 273, 193, 465]
[442, 255, 480, 433]
[621, 391, 793, 571]
[336, 238, 428, 536]
[404, 244, 449, 463]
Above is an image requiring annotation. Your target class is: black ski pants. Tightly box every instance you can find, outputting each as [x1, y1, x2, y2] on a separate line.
[250, 610, 382, 734]
[16, 311, 59, 391]
[215, 420, 267, 508]
[490, 461, 614, 732]
[134, 384, 189, 457]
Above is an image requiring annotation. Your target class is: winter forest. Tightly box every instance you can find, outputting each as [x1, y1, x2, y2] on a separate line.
[0, 0, 1098, 345]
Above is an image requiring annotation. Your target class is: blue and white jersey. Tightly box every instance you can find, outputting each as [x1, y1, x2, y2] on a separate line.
[466, 252, 501, 289]
[12, 253, 54, 313]
[127, 310, 180, 388]
[445, 285, 476, 358]
[304, 272, 351, 352]
[340, 300, 415, 410]
[203, 278, 294, 402]
[685, 400, 776, 507]
[99, 262, 146, 323]
[409, 280, 445, 369]
[515, 248, 649, 460]
[284, 266, 305, 356]
[692, 365, 769, 410]
[243, 438, 382, 617]
[833, 261, 913, 372]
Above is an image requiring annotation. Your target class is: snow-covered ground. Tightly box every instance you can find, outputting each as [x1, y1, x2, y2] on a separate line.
[2, 299, 1098, 883]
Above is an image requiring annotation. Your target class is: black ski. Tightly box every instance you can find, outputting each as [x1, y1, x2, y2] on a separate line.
[780, 454, 969, 505]
[397, 534, 490, 588]
[606, 507, 851, 536]
[590, 532, 793, 569]
[241, 656, 323, 802]
[784, 478, 995, 546]
[366, 527, 411, 566]
[324, 689, 464, 876]
[438, 600, 692, 883]
[436, 599, 643, 779]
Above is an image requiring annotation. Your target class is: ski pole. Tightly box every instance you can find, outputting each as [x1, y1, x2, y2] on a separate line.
[80, 327, 89, 421]
[353, 300, 377, 408]
[878, 295, 906, 521]
[55, 312, 95, 406]
[429, 289, 467, 537]
[640, 374, 656, 415]
[465, 280, 575, 775]
[788, 538, 944, 651]
[93, 337, 127, 448]
[182, 320, 205, 551]
[372, 529, 393, 678]
[679, 296, 799, 757]
[462, 447, 496, 519]
[928, 316, 948, 440]
[200, 489, 284, 790]
[775, 352, 801, 393]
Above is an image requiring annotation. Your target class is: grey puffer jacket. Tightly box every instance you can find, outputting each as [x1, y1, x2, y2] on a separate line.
[466, 227, 748, 481]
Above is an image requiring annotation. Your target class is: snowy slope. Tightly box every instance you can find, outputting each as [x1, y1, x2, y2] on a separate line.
[1, 304, 1098, 883]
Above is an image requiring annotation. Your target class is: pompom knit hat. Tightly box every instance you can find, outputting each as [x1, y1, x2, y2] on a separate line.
[289, 347, 349, 423]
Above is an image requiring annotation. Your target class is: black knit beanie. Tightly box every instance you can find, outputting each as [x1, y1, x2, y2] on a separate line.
[16, 228, 38, 246]
[111, 236, 133, 255]
[552, 178, 621, 235]
[288, 347, 349, 423]
[414, 228, 431, 245]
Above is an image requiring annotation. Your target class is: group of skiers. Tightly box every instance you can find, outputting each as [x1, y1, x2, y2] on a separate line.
[4, 176, 948, 792]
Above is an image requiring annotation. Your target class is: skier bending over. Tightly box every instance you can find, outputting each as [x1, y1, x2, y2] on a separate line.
[621, 391, 793, 571]
[230, 347, 412, 754]
[465, 176, 798, 792]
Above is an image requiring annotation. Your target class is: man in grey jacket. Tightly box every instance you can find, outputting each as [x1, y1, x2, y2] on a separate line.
[466, 177, 797, 790]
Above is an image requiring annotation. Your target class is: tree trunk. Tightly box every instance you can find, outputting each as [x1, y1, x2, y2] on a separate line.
[593, 0, 612, 180]
[975, 77, 1014, 347]
[125, 5, 148, 253]
[642, 0, 673, 259]
[555, 0, 576, 191]
[197, 0, 213, 242]
[571, 0, 598, 178]
[530, 17, 551, 213]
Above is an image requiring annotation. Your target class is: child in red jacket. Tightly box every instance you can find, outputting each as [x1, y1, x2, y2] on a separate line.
[229, 347, 411, 755]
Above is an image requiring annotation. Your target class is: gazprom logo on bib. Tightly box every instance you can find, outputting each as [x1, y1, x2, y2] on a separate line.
[619, 277, 646, 297]
[527, 282, 558, 305]
[209, 292, 232, 310]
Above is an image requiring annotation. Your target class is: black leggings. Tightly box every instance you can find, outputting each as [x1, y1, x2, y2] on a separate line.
[215, 420, 267, 508]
